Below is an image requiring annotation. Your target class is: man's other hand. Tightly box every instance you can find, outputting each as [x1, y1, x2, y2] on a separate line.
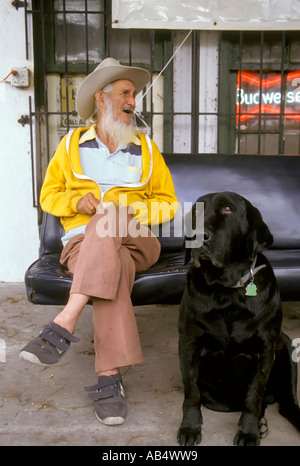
[76, 193, 100, 215]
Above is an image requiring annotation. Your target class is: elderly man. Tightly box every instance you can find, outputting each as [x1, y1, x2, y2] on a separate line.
[20, 58, 177, 426]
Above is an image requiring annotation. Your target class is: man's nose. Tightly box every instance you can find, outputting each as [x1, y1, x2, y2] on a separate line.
[127, 94, 136, 107]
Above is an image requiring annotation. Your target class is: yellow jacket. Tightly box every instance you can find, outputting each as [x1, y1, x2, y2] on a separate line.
[40, 127, 178, 233]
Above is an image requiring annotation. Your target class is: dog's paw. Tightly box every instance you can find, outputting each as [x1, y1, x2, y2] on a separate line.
[234, 412, 261, 446]
[233, 429, 260, 446]
[177, 426, 202, 446]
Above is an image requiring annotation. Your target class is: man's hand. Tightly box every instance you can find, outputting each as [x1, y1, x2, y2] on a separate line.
[76, 193, 100, 215]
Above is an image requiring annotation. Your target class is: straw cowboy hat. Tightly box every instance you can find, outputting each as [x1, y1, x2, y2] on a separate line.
[76, 57, 150, 120]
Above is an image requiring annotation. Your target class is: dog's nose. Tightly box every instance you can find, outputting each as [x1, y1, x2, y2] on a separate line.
[203, 231, 211, 243]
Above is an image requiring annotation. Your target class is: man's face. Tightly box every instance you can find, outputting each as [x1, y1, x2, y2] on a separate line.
[101, 80, 137, 125]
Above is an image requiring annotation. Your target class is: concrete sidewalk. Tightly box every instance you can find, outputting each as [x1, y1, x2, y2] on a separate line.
[0, 282, 300, 447]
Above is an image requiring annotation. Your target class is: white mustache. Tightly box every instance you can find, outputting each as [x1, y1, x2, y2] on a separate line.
[122, 105, 134, 114]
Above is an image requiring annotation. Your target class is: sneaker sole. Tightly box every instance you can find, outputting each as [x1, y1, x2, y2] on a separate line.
[94, 410, 125, 426]
[19, 350, 49, 366]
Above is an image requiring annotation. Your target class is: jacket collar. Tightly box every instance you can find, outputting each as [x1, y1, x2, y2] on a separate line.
[66, 127, 153, 184]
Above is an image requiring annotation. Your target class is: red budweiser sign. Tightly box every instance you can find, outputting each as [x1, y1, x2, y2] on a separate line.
[236, 71, 300, 125]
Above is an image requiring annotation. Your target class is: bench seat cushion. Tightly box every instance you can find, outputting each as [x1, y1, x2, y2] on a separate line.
[25, 248, 300, 305]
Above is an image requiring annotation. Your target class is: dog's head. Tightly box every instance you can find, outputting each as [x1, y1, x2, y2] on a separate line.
[184, 192, 273, 268]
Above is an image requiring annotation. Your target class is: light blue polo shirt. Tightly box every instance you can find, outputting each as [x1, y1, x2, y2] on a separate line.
[61, 125, 143, 246]
[79, 127, 142, 193]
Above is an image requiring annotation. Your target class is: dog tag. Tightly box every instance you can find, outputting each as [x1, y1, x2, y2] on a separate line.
[245, 283, 257, 296]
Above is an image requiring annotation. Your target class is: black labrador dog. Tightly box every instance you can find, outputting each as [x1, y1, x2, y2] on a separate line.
[178, 191, 300, 446]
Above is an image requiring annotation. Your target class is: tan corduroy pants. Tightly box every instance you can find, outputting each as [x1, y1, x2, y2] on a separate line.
[59, 207, 161, 373]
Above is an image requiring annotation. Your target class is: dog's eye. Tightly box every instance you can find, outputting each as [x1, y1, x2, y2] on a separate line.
[222, 206, 232, 215]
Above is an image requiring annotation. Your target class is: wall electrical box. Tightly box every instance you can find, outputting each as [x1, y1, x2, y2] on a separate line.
[11, 67, 30, 87]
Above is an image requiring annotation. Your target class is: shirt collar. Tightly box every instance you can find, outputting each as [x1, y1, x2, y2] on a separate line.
[79, 124, 97, 145]
[79, 123, 141, 147]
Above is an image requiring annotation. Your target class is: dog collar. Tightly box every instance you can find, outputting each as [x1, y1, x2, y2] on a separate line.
[231, 256, 266, 295]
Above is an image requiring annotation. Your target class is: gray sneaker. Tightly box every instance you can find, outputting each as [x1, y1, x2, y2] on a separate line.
[84, 374, 127, 426]
[19, 322, 80, 366]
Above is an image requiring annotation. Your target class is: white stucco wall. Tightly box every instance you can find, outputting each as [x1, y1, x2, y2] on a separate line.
[0, 1, 39, 281]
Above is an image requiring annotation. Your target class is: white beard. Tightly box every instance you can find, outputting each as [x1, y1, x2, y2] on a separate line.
[99, 99, 137, 147]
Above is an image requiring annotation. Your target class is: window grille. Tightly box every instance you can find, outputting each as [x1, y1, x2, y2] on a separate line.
[22, 2, 299, 210]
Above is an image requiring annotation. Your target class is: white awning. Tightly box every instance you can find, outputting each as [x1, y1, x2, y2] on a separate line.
[112, 0, 300, 30]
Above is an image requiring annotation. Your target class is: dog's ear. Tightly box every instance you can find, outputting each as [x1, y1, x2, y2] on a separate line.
[246, 200, 273, 258]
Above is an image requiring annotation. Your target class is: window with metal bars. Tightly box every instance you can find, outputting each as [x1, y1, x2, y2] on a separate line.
[219, 31, 300, 155]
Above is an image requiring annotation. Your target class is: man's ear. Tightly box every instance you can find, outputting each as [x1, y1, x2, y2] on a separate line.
[245, 200, 273, 258]
[95, 89, 105, 109]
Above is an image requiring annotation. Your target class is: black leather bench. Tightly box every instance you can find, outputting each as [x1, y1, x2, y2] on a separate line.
[25, 154, 300, 305]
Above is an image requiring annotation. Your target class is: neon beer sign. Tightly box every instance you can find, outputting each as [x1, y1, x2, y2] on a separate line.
[236, 71, 300, 124]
